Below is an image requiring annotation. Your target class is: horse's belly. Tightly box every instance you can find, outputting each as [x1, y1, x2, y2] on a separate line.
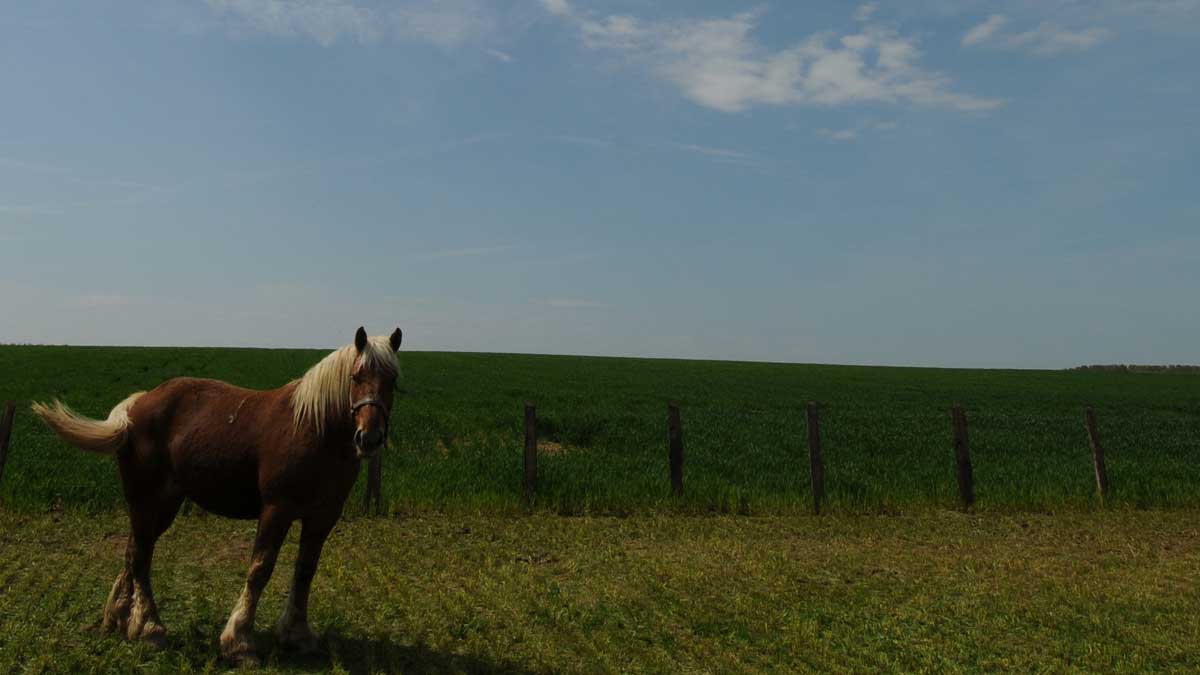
[178, 464, 262, 519]
[170, 437, 264, 519]
[187, 486, 262, 520]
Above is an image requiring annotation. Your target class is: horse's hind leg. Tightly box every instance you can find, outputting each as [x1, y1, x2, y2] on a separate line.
[102, 550, 134, 635]
[104, 490, 184, 646]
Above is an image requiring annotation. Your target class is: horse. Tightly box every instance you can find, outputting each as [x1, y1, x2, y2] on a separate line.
[31, 326, 402, 665]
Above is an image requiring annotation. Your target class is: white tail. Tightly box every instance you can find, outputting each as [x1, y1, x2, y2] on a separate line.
[31, 392, 145, 455]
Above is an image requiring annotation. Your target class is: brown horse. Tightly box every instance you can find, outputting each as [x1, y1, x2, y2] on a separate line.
[32, 326, 402, 665]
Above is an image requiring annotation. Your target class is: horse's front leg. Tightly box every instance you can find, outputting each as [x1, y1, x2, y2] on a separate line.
[276, 512, 338, 653]
[220, 505, 292, 665]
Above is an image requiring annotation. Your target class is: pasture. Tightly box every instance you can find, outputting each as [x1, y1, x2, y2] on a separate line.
[1, 345, 1198, 514]
[2, 509, 1199, 673]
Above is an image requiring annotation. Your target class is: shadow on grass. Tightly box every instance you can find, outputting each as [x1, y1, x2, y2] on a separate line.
[157, 627, 545, 675]
[273, 632, 543, 674]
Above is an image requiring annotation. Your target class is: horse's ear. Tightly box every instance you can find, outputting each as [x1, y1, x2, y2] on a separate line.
[354, 326, 368, 353]
[389, 327, 403, 352]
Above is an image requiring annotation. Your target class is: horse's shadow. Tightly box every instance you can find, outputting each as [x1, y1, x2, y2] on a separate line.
[270, 631, 542, 674]
[166, 628, 544, 675]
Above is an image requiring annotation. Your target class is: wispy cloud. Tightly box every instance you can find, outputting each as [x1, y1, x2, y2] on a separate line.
[541, 3, 1001, 113]
[539, 0, 571, 18]
[1008, 24, 1113, 55]
[962, 14, 1008, 47]
[962, 15, 1113, 55]
[437, 132, 511, 152]
[0, 154, 169, 212]
[542, 297, 610, 309]
[546, 134, 613, 149]
[69, 293, 140, 308]
[486, 48, 513, 62]
[814, 118, 898, 142]
[668, 142, 756, 161]
[0, 155, 73, 174]
[205, 0, 380, 45]
[205, 0, 497, 48]
[853, 3, 879, 22]
[818, 128, 858, 142]
[412, 244, 520, 261]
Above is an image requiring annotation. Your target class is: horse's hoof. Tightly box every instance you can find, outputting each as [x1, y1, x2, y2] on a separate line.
[140, 623, 167, 649]
[223, 649, 260, 668]
[277, 625, 320, 654]
[280, 633, 320, 654]
[101, 616, 126, 636]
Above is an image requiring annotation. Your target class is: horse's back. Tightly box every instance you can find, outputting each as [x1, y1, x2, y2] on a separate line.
[126, 377, 292, 519]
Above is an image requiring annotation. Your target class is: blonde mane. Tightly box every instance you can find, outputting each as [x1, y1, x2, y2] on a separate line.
[291, 336, 399, 436]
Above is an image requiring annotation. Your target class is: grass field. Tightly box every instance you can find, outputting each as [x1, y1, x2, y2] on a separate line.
[2, 509, 1199, 673]
[1, 345, 1198, 514]
[3, 346, 1199, 672]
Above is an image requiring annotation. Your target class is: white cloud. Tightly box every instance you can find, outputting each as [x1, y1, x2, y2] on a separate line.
[205, 0, 380, 46]
[962, 14, 1007, 46]
[818, 128, 858, 142]
[853, 3, 879, 22]
[539, 0, 572, 18]
[548, 7, 1000, 113]
[391, 1, 495, 48]
[487, 48, 513, 62]
[205, 0, 495, 48]
[668, 142, 756, 161]
[962, 15, 1112, 55]
[1007, 23, 1113, 55]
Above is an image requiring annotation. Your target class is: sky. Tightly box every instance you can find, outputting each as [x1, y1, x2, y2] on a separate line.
[1, 0, 1197, 368]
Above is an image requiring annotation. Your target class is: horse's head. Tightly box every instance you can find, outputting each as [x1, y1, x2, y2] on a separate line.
[349, 326, 402, 458]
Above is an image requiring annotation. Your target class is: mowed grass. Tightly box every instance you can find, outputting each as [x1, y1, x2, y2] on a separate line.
[2, 509, 1199, 673]
[1, 345, 1198, 514]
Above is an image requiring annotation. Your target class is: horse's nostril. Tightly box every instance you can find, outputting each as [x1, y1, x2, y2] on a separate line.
[355, 428, 383, 449]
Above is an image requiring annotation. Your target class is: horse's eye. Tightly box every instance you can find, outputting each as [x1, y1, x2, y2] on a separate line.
[350, 374, 362, 384]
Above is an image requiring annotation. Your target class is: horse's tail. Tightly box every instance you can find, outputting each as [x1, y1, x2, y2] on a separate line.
[31, 391, 146, 455]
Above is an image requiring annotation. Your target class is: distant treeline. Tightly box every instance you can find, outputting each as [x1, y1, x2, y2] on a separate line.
[1071, 364, 1200, 373]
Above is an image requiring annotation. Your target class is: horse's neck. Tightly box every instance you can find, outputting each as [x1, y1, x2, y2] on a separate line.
[283, 380, 353, 447]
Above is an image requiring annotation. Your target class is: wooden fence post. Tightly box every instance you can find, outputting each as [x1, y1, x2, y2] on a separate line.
[1084, 408, 1109, 503]
[951, 405, 975, 511]
[524, 403, 537, 503]
[668, 403, 683, 496]
[369, 452, 382, 514]
[0, 401, 15, 490]
[806, 401, 825, 515]
[363, 450, 382, 514]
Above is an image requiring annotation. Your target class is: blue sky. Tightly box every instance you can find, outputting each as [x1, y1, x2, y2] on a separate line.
[1, 0, 1197, 368]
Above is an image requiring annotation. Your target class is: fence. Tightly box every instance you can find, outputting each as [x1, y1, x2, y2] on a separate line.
[360, 399, 1116, 514]
[1, 398, 1119, 514]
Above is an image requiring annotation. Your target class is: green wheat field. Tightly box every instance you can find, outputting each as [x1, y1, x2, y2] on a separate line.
[2, 344, 1197, 514]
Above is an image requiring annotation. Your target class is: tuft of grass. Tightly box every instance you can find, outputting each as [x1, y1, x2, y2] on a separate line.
[1, 345, 1198, 514]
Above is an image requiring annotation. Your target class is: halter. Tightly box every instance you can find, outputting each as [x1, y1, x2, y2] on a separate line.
[350, 397, 391, 449]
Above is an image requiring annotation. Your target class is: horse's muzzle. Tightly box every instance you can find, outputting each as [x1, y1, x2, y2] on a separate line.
[354, 428, 384, 457]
